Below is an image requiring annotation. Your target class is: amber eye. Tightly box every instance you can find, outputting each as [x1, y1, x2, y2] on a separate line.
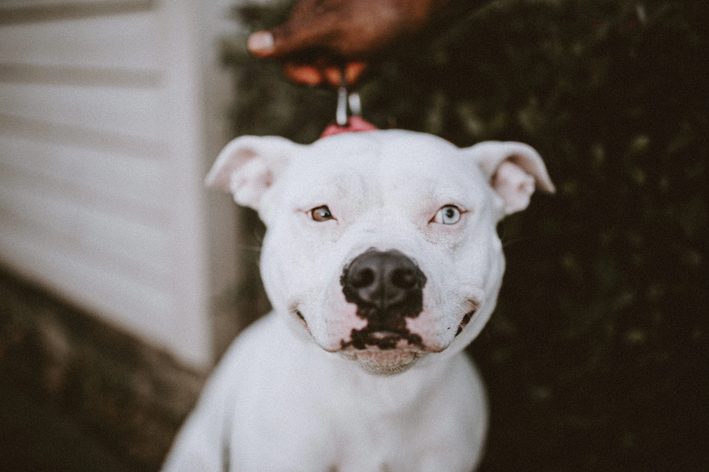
[310, 205, 334, 222]
[433, 205, 462, 225]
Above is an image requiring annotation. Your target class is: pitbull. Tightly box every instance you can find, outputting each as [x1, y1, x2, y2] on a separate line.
[162, 130, 554, 472]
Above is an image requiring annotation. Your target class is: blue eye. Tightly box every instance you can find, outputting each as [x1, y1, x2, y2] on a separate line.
[310, 205, 333, 222]
[433, 205, 461, 225]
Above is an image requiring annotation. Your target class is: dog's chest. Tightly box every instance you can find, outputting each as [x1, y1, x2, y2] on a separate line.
[224, 320, 419, 468]
[220, 315, 484, 472]
[228, 411, 412, 471]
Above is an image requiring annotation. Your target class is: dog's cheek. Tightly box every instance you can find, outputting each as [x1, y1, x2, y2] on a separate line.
[259, 223, 313, 312]
[308, 284, 367, 352]
[405, 282, 468, 352]
[313, 249, 369, 349]
[453, 232, 506, 343]
[476, 229, 506, 295]
[261, 223, 351, 341]
[411, 227, 502, 350]
[258, 240, 289, 313]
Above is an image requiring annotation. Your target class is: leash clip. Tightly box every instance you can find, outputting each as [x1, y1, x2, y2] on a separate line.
[335, 66, 362, 126]
[321, 65, 376, 138]
[336, 83, 349, 126]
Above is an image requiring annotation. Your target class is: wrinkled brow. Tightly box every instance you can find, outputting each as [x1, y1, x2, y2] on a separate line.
[287, 169, 369, 210]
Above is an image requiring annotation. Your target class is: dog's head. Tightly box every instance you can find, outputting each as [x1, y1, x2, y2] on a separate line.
[208, 130, 554, 374]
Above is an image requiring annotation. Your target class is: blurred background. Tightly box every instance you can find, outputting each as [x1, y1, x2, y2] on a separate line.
[0, 0, 707, 471]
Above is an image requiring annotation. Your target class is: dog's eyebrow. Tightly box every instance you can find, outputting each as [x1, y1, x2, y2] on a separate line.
[291, 185, 365, 214]
[292, 168, 367, 200]
[400, 179, 476, 211]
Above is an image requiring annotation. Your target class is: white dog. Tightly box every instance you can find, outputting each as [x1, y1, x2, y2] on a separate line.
[162, 130, 554, 472]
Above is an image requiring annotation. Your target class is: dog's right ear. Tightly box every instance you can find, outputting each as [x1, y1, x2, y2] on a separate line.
[465, 141, 555, 216]
[205, 136, 300, 210]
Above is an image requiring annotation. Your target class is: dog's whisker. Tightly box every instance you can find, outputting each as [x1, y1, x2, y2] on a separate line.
[501, 236, 529, 248]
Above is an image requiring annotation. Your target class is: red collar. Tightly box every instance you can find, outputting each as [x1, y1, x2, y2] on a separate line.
[320, 116, 378, 138]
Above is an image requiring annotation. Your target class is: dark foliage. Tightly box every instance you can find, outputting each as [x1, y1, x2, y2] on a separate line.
[222, 1, 708, 470]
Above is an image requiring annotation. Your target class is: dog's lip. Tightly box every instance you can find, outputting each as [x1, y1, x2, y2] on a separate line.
[455, 309, 477, 336]
[340, 345, 425, 352]
[295, 310, 306, 322]
[338, 339, 426, 353]
[292, 309, 311, 334]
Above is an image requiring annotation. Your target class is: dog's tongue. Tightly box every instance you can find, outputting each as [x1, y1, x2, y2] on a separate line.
[320, 116, 378, 138]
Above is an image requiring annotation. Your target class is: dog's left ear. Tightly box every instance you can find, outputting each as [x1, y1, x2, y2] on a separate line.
[205, 136, 300, 211]
[465, 141, 555, 215]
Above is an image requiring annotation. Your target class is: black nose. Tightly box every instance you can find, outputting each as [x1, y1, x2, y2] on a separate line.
[341, 249, 426, 321]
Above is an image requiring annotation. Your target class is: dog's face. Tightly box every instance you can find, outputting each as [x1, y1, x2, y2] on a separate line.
[208, 131, 554, 374]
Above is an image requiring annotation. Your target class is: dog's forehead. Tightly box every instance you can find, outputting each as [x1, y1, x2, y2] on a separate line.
[292, 130, 466, 178]
[274, 131, 490, 212]
[317, 130, 455, 157]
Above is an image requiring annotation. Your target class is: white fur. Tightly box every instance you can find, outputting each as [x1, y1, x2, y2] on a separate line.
[163, 130, 554, 472]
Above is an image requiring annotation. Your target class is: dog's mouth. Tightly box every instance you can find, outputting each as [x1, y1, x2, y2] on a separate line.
[455, 309, 477, 336]
[295, 302, 478, 363]
[294, 309, 307, 323]
[340, 325, 424, 351]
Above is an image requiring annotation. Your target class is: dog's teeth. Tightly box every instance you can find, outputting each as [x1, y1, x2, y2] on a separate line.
[370, 331, 396, 339]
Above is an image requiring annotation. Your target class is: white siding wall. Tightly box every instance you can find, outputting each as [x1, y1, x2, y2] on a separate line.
[0, 0, 239, 369]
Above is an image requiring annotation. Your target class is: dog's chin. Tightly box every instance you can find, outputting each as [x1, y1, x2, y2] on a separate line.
[338, 350, 426, 375]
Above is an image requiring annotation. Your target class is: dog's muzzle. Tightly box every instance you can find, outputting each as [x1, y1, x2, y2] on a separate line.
[340, 249, 427, 350]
